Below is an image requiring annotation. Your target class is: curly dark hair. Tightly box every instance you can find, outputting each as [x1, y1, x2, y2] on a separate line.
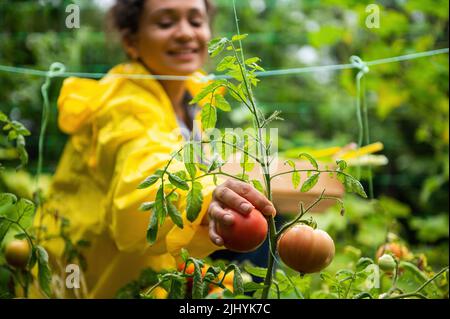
[108, 0, 216, 39]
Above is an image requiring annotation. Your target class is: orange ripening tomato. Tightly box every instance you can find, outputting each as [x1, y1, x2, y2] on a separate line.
[277, 224, 335, 274]
[216, 208, 268, 253]
[375, 243, 410, 261]
[4, 239, 31, 269]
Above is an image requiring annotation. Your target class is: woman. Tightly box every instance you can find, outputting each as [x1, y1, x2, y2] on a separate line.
[40, 0, 276, 298]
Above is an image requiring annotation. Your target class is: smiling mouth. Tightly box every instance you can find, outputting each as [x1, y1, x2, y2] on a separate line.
[168, 48, 199, 56]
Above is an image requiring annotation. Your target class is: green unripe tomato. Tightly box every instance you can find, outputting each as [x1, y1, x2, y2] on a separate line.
[378, 254, 396, 272]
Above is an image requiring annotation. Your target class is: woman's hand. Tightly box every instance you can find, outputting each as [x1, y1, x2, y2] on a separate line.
[206, 179, 277, 246]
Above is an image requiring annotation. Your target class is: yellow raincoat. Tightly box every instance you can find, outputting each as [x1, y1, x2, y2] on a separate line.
[37, 62, 221, 298]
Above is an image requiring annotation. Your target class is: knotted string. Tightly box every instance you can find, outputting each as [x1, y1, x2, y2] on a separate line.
[350, 56, 373, 199]
[35, 62, 66, 201]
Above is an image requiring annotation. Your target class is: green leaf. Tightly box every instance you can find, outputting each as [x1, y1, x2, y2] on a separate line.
[167, 201, 184, 229]
[190, 80, 228, 105]
[207, 154, 224, 173]
[168, 173, 189, 191]
[356, 257, 374, 272]
[299, 153, 319, 170]
[285, 159, 295, 169]
[0, 193, 17, 208]
[243, 282, 267, 292]
[191, 259, 204, 299]
[201, 103, 217, 130]
[16, 198, 35, 231]
[138, 171, 162, 189]
[186, 182, 203, 222]
[245, 57, 260, 65]
[292, 171, 301, 189]
[232, 34, 248, 42]
[36, 246, 52, 297]
[227, 265, 244, 296]
[217, 56, 237, 72]
[336, 159, 348, 171]
[146, 210, 159, 245]
[180, 248, 189, 262]
[251, 180, 265, 194]
[244, 265, 267, 278]
[301, 173, 320, 192]
[214, 94, 232, 112]
[184, 143, 197, 179]
[347, 176, 368, 198]
[154, 185, 168, 227]
[139, 202, 155, 212]
[0, 111, 8, 122]
[208, 37, 228, 58]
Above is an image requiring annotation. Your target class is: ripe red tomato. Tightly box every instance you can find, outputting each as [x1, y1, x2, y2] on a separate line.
[4, 239, 31, 269]
[216, 208, 268, 253]
[277, 224, 335, 273]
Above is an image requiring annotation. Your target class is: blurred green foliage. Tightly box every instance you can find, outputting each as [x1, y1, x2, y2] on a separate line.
[0, 0, 448, 271]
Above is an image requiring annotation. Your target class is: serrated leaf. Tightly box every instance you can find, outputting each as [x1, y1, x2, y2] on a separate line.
[191, 260, 204, 299]
[138, 172, 162, 189]
[244, 265, 267, 278]
[292, 171, 301, 189]
[208, 37, 228, 57]
[201, 103, 217, 129]
[168, 173, 189, 191]
[229, 265, 244, 296]
[186, 182, 203, 222]
[155, 186, 168, 227]
[146, 210, 158, 245]
[16, 198, 35, 230]
[167, 201, 184, 229]
[214, 94, 231, 112]
[301, 173, 320, 192]
[36, 246, 52, 297]
[299, 153, 319, 170]
[348, 177, 368, 198]
[217, 56, 236, 72]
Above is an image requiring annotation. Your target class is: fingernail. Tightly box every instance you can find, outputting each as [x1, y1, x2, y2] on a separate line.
[263, 204, 276, 216]
[240, 203, 253, 213]
[215, 237, 222, 245]
[223, 214, 234, 225]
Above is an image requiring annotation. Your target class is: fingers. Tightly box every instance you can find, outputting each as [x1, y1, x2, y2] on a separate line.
[214, 179, 276, 217]
[213, 183, 255, 215]
[207, 201, 233, 246]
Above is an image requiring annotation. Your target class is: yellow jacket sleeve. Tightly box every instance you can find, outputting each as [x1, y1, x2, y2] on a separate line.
[81, 74, 221, 260]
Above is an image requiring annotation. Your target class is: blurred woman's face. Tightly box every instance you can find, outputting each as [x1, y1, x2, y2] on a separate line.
[128, 0, 211, 76]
